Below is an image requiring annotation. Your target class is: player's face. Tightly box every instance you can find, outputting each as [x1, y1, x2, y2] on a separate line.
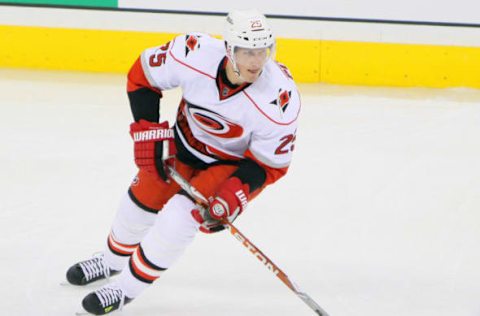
[234, 47, 271, 83]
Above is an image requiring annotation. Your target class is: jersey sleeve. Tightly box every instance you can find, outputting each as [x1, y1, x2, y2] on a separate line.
[249, 122, 297, 168]
[139, 35, 185, 91]
[246, 78, 300, 186]
[249, 82, 300, 167]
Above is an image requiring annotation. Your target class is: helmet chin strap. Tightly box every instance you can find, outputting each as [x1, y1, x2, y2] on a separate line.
[231, 60, 240, 77]
[233, 66, 243, 81]
[226, 49, 246, 83]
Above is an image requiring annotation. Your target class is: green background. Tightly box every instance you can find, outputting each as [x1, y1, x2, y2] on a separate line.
[0, 0, 117, 7]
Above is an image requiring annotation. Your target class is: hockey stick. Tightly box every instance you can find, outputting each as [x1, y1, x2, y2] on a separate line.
[167, 166, 330, 316]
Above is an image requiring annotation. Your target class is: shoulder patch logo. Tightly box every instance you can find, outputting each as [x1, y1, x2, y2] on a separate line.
[270, 89, 292, 113]
[185, 34, 201, 57]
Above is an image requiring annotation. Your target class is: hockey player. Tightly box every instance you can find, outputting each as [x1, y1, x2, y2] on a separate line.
[66, 9, 300, 315]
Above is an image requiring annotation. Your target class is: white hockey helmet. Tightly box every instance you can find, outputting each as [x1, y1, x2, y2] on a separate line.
[223, 9, 276, 74]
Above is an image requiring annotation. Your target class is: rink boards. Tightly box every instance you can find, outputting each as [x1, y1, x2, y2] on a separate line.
[0, 4, 479, 87]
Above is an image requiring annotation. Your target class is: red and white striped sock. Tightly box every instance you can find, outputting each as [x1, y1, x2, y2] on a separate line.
[107, 232, 138, 256]
[115, 194, 200, 298]
[103, 193, 157, 271]
[128, 245, 166, 284]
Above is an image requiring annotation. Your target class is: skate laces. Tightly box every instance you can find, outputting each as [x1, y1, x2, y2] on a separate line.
[95, 284, 126, 309]
[79, 253, 111, 282]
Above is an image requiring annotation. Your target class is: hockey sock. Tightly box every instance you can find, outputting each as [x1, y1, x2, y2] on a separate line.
[116, 194, 200, 298]
[104, 193, 157, 271]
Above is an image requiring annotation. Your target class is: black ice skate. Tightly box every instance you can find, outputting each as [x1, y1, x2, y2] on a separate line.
[66, 253, 119, 285]
[81, 283, 132, 315]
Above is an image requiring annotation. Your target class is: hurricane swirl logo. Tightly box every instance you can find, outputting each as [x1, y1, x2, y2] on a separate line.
[187, 106, 243, 139]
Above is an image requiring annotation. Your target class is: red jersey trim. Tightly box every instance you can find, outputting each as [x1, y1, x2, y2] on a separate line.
[127, 57, 162, 95]
[243, 90, 300, 126]
[244, 149, 288, 185]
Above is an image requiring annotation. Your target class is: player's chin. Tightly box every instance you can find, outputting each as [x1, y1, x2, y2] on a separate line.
[243, 70, 261, 83]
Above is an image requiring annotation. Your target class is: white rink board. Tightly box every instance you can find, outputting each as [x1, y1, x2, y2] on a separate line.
[118, 0, 480, 24]
[0, 69, 479, 315]
[1, 6, 480, 46]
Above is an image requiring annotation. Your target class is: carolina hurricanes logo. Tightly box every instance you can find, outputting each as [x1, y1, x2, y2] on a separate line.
[185, 34, 200, 57]
[270, 89, 292, 112]
[187, 105, 243, 139]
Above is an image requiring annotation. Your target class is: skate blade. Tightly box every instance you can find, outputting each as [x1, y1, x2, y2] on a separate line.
[75, 308, 122, 315]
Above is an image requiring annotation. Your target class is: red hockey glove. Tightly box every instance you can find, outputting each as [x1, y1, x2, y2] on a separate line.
[191, 177, 250, 233]
[129, 119, 176, 181]
[209, 177, 249, 220]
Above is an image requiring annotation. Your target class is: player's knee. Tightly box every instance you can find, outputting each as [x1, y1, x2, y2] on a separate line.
[113, 194, 157, 237]
[152, 194, 199, 245]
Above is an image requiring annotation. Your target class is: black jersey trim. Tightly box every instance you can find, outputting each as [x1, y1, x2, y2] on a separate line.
[174, 127, 239, 170]
[174, 127, 211, 170]
[232, 158, 267, 193]
[216, 57, 251, 101]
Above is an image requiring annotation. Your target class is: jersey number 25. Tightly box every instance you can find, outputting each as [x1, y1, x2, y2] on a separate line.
[275, 133, 296, 155]
[149, 42, 171, 67]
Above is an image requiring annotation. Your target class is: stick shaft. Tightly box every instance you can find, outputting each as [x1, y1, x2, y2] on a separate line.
[167, 166, 330, 315]
[224, 221, 330, 315]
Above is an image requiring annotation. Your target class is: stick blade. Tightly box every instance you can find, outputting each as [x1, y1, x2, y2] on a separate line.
[297, 291, 330, 316]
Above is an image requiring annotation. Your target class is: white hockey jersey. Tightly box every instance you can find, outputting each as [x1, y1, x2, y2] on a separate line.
[139, 33, 300, 170]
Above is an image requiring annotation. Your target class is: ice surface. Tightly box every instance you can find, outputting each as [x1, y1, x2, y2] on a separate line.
[0, 69, 479, 316]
